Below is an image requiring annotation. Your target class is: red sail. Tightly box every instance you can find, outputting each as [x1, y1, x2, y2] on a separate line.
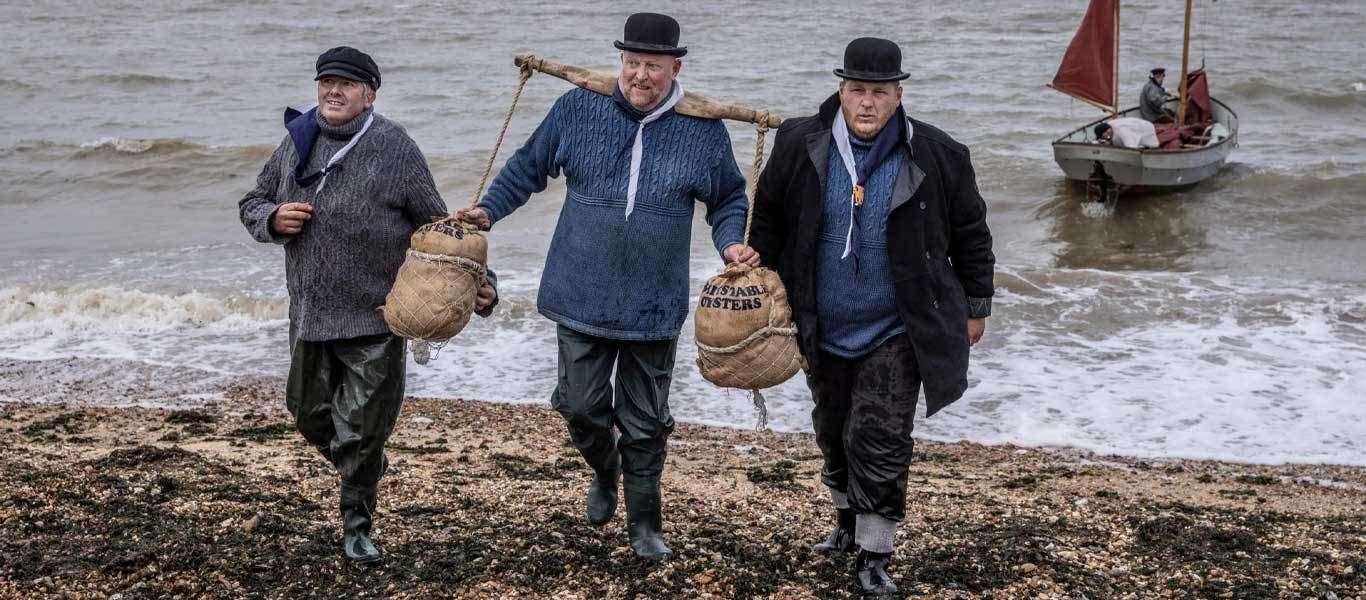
[1050, 0, 1117, 111]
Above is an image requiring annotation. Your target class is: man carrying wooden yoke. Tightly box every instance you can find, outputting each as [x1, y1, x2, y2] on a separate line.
[458, 13, 760, 561]
[749, 38, 995, 595]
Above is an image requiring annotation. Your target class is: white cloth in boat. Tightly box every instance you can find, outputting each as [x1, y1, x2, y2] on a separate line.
[1105, 117, 1159, 149]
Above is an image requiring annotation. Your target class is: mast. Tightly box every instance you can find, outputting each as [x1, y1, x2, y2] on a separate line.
[1113, 0, 1120, 116]
[1177, 0, 1193, 125]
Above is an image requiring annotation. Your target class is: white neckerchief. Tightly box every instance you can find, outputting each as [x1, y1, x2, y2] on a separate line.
[831, 109, 860, 259]
[316, 112, 375, 194]
[625, 81, 684, 220]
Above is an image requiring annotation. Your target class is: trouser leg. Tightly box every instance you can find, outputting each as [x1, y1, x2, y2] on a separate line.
[613, 336, 678, 561]
[329, 333, 407, 487]
[808, 353, 855, 508]
[550, 325, 620, 474]
[844, 335, 921, 554]
[285, 337, 343, 463]
[612, 337, 677, 480]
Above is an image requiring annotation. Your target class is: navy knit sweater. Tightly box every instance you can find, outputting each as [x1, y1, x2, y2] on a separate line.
[479, 88, 748, 340]
[816, 137, 906, 358]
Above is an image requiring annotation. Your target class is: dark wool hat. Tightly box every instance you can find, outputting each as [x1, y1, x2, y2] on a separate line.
[834, 37, 910, 82]
[1150, 67, 1166, 76]
[614, 13, 688, 57]
[315, 46, 381, 89]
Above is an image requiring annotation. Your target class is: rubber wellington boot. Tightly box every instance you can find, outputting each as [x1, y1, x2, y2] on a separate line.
[623, 475, 672, 562]
[854, 550, 898, 596]
[586, 451, 621, 526]
[341, 482, 381, 564]
[813, 507, 858, 553]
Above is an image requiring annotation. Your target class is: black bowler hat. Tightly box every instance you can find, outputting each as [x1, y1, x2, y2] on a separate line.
[1150, 67, 1166, 76]
[315, 46, 381, 89]
[834, 37, 909, 82]
[614, 13, 688, 57]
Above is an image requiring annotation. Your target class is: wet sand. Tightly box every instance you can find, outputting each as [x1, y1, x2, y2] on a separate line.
[1, 383, 1363, 599]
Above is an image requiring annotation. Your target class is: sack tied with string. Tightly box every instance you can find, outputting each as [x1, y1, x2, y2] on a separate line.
[382, 220, 487, 342]
[695, 263, 805, 390]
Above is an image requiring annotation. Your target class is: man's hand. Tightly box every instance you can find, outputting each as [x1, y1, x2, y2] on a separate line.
[474, 280, 497, 312]
[271, 202, 313, 235]
[968, 318, 986, 346]
[722, 244, 761, 267]
[455, 207, 491, 231]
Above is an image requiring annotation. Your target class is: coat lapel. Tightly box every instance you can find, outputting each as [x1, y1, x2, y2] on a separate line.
[889, 116, 925, 213]
[805, 129, 830, 188]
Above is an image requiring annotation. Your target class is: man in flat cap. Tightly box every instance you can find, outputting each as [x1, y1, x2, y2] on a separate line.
[1140, 67, 1175, 122]
[238, 46, 498, 564]
[749, 37, 994, 596]
[458, 13, 758, 562]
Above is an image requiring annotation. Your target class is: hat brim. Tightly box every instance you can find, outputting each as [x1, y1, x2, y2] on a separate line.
[834, 68, 910, 82]
[614, 40, 687, 57]
[315, 67, 374, 87]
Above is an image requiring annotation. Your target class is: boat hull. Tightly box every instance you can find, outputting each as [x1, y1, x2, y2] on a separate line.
[1052, 98, 1238, 188]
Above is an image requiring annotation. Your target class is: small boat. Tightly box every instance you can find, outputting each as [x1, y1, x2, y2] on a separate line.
[1048, 0, 1239, 197]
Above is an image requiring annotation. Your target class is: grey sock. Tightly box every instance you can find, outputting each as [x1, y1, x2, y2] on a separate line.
[855, 513, 897, 554]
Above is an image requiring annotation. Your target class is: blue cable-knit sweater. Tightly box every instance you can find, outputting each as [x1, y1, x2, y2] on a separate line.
[816, 137, 907, 358]
[479, 87, 748, 340]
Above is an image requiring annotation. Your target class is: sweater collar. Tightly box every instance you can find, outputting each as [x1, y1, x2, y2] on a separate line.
[317, 108, 372, 139]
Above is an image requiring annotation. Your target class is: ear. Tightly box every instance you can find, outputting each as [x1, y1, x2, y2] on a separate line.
[672, 58, 683, 78]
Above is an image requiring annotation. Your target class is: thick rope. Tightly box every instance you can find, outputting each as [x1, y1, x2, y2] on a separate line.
[406, 250, 488, 276]
[695, 324, 797, 355]
[741, 119, 770, 247]
[469, 61, 537, 209]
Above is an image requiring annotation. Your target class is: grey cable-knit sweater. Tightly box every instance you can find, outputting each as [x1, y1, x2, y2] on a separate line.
[239, 108, 465, 342]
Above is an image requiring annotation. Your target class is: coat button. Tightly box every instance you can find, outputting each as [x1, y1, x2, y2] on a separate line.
[933, 299, 940, 309]
[924, 250, 931, 260]
[919, 201, 927, 210]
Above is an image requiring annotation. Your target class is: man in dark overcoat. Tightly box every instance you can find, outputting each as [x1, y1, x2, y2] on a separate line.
[748, 37, 995, 596]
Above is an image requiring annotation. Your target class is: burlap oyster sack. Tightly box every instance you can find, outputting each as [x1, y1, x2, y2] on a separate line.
[382, 221, 487, 342]
[695, 263, 804, 390]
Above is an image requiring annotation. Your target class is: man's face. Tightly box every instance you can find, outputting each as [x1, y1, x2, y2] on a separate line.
[618, 50, 681, 111]
[1099, 127, 1114, 144]
[1154, 72, 1166, 85]
[838, 80, 903, 140]
[317, 76, 374, 124]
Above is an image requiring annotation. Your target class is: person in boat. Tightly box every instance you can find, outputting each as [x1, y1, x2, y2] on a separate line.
[1140, 67, 1176, 123]
[747, 37, 994, 597]
[237, 46, 499, 564]
[456, 12, 759, 562]
[1094, 118, 1160, 149]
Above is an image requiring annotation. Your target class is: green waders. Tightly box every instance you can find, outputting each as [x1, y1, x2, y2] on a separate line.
[286, 332, 406, 563]
[550, 324, 677, 561]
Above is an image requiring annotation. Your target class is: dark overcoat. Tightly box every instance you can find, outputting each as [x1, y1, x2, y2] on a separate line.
[748, 93, 995, 416]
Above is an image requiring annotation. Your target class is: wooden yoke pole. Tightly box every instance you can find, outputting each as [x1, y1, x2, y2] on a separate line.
[514, 54, 783, 129]
[1177, 0, 1193, 125]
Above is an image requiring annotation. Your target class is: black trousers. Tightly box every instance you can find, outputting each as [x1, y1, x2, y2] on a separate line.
[806, 334, 921, 522]
[550, 325, 677, 480]
[286, 332, 406, 488]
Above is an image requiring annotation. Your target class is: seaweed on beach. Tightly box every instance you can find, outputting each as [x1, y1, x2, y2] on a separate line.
[2, 398, 1363, 599]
